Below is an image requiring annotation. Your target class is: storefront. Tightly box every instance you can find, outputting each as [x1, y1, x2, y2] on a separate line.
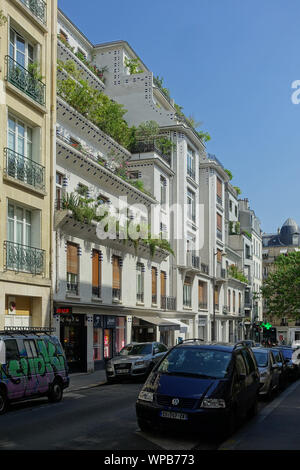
[58, 309, 87, 373]
[54, 306, 126, 373]
[132, 315, 188, 346]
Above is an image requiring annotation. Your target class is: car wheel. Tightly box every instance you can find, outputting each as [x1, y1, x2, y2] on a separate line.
[0, 388, 8, 415]
[138, 418, 153, 433]
[48, 380, 63, 403]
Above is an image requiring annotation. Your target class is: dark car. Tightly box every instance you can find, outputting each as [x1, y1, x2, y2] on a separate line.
[136, 340, 260, 438]
[252, 347, 281, 398]
[105, 342, 168, 382]
[277, 346, 300, 381]
[272, 348, 289, 390]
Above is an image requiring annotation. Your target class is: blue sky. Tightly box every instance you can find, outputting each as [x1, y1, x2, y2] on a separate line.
[58, 0, 300, 234]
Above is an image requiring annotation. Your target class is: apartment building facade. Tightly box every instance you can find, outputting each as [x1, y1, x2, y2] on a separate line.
[0, 0, 56, 330]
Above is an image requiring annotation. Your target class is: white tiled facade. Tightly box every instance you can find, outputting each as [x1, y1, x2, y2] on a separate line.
[53, 10, 263, 372]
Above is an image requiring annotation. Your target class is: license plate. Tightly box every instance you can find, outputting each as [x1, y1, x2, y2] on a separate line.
[116, 369, 129, 374]
[160, 411, 188, 420]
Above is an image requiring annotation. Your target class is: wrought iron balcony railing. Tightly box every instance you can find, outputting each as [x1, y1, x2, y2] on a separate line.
[136, 292, 144, 303]
[201, 263, 209, 275]
[4, 148, 45, 191]
[112, 288, 121, 301]
[4, 241, 45, 275]
[187, 167, 195, 180]
[161, 295, 176, 310]
[5, 56, 46, 106]
[67, 283, 79, 296]
[152, 294, 157, 304]
[92, 286, 101, 298]
[20, 0, 47, 24]
[198, 302, 208, 310]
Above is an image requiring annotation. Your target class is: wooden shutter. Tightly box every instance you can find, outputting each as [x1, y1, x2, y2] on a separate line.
[67, 243, 78, 274]
[228, 290, 231, 308]
[217, 177, 222, 198]
[217, 213, 222, 230]
[217, 249, 222, 263]
[112, 256, 121, 289]
[214, 286, 219, 305]
[160, 271, 166, 296]
[92, 250, 101, 287]
[152, 267, 157, 295]
[198, 281, 204, 303]
[233, 291, 236, 311]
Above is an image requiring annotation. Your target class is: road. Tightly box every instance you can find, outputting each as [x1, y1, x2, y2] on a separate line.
[0, 381, 277, 450]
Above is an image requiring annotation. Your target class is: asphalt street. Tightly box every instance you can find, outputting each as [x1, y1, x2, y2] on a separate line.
[0, 381, 279, 451]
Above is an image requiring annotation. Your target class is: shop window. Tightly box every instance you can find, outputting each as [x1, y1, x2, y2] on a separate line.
[93, 328, 102, 361]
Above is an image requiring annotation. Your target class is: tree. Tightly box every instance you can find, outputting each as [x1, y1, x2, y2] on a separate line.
[261, 251, 300, 318]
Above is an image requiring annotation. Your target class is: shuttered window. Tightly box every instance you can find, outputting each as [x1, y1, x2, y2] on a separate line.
[152, 267, 157, 295]
[217, 249, 223, 263]
[217, 177, 222, 198]
[233, 291, 236, 312]
[228, 290, 231, 310]
[112, 256, 121, 290]
[67, 243, 78, 275]
[217, 213, 222, 230]
[214, 286, 219, 306]
[92, 250, 101, 297]
[160, 271, 166, 296]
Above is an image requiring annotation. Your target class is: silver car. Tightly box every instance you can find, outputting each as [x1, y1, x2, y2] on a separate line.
[105, 342, 168, 382]
[252, 347, 281, 398]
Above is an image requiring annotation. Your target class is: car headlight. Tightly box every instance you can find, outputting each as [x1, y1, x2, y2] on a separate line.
[135, 361, 145, 366]
[138, 391, 154, 402]
[200, 399, 226, 409]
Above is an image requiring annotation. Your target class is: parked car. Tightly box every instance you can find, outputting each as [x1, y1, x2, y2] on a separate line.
[271, 347, 289, 390]
[0, 328, 69, 414]
[136, 340, 260, 437]
[105, 342, 168, 382]
[276, 347, 300, 381]
[252, 347, 281, 398]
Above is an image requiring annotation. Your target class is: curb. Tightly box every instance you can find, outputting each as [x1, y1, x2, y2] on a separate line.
[65, 381, 107, 393]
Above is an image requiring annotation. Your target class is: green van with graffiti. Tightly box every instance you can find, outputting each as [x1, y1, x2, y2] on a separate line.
[0, 327, 69, 413]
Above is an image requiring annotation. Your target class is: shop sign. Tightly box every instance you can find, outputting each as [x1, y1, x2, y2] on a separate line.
[93, 315, 103, 328]
[104, 316, 116, 328]
[55, 307, 72, 315]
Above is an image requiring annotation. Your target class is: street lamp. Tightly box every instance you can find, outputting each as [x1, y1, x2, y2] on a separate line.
[212, 249, 227, 342]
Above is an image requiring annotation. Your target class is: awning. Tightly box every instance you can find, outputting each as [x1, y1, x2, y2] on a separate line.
[133, 315, 181, 331]
[162, 318, 189, 333]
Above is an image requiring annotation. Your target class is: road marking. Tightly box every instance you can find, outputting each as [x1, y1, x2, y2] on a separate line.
[65, 392, 85, 400]
[135, 429, 199, 450]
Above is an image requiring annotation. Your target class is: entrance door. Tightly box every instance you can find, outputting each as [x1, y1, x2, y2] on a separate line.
[60, 314, 86, 373]
[104, 329, 113, 359]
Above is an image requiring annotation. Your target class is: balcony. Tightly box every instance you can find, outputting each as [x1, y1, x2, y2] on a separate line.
[161, 296, 176, 310]
[198, 302, 208, 310]
[223, 305, 229, 314]
[131, 141, 171, 166]
[201, 263, 209, 275]
[92, 286, 101, 298]
[216, 195, 222, 206]
[5, 56, 46, 106]
[152, 294, 157, 305]
[4, 148, 45, 192]
[112, 288, 121, 302]
[186, 251, 200, 269]
[4, 241, 45, 275]
[187, 167, 195, 180]
[216, 228, 223, 241]
[136, 292, 144, 304]
[67, 283, 79, 296]
[216, 264, 227, 280]
[20, 0, 47, 24]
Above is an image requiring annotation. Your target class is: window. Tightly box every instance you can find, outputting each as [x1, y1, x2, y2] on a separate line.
[228, 290, 231, 311]
[216, 177, 222, 204]
[229, 200, 232, 212]
[56, 172, 63, 210]
[7, 203, 32, 246]
[160, 271, 166, 308]
[183, 276, 192, 307]
[136, 263, 144, 303]
[214, 286, 219, 309]
[233, 291, 236, 313]
[198, 281, 207, 309]
[10, 28, 34, 69]
[235, 352, 247, 375]
[217, 213, 222, 239]
[5, 340, 19, 361]
[235, 205, 238, 217]
[241, 349, 256, 374]
[157, 343, 168, 353]
[160, 176, 166, 205]
[8, 115, 33, 159]
[67, 242, 79, 295]
[187, 189, 195, 222]
[187, 147, 195, 179]
[24, 340, 37, 358]
[152, 267, 157, 304]
[112, 256, 121, 300]
[93, 328, 102, 361]
[92, 250, 102, 298]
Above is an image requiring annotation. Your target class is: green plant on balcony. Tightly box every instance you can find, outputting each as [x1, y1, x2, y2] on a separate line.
[233, 186, 242, 195]
[27, 62, 44, 82]
[228, 264, 248, 284]
[155, 136, 176, 157]
[153, 76, 171, 101]
[134, 121, 175, 156]
[225, 169, 233, 180]
[74, 50, 108, 83]
[58, 34, 75, 53]
[243, 230, 252, 240]
[57, 60, 133, 149]
[0, 9, 7, 26]
[124, 57, 143, 75]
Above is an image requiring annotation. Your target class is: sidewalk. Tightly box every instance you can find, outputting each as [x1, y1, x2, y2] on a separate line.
[66, 369, 107, 393]
[219, 379, 300, 450]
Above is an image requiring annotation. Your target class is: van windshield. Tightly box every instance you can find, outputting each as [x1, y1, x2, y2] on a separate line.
[120, 344, 152, 356]
[157, 347, 232, 379]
